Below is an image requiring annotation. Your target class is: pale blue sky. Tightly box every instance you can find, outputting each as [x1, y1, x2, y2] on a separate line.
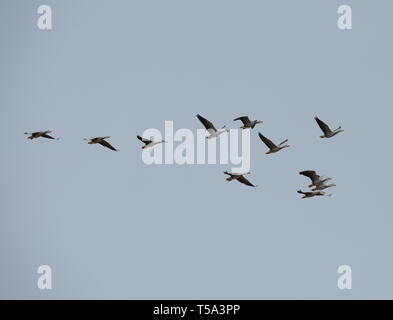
[1, 0, 393, 299]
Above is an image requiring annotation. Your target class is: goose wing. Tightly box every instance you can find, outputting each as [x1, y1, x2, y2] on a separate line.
[237, 175, 256, 187]
[314, 117, 332, 134]
[99, 140, 117, 151]
[297, 190, 312, 196]
[258, 132, 276, 149]
[42, 134, 56, 139]
[278, 139, 288, 146]
[137, 135, 152, 145]
[299, 170, 320, 183]
[234, 116, 251, 125]
[197, 114, 217, 133]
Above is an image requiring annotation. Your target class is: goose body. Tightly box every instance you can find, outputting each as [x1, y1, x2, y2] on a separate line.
[233, 116, 263, 129]
[85, 136, 118, 151]
[196, 114, 229, 139]
[315, 116, 344, 138]
[137, 135, 166, 149]
[25, 130, 58, 140]
[223, 171, 257, 187]
[312, 182, 336, 191]
[299, 170, 331, 188]
[258, 132, 289, 154]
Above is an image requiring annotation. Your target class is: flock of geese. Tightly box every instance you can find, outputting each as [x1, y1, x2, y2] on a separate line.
[194, 114, 343, 196]
[25, 115, 343, 198]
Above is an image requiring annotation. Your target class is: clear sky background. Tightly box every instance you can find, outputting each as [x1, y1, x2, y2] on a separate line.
[1, 0, 393, 299]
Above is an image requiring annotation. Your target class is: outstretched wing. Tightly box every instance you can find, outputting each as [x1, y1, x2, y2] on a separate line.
[42, 134, 56, 139]
[299, 170, 320, 183]
[314, 117, 332, 134]
[237, 175, 256, 187]
[258, 132, 276, 149]
[278, 139, 288, 146]
[297, 190, 305, 195]
[197, 114, 216, 133]
[234, 116, 251, 125]
[137, 135, 152, 145]
[99, 140, 117, 151]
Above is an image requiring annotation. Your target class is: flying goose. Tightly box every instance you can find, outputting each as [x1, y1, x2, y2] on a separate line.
[233, 116, 263, 129]
[137, 135, 166, 149]
[24, 130, 59, 140]
[223, 171, 257, 187]
[299, 170, 332, 188]
[258, 132, 289, 154]
[315, 116, 344, 138]
[297, 190, 331, 199]
[196, 114, 229, 139]
[84, 136, 118, 151]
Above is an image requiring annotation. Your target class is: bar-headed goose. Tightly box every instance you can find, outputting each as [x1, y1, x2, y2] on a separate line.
[196, 114, 229, 139]
[223, 171, 257, 187]
[233, 116, 263, 129]
[315, 116, 344, 138]
[24, 130, 59, 140]
[258, 132, 289, 154]
[137, 135, 166, 149]
[84, 136, 118, 151]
